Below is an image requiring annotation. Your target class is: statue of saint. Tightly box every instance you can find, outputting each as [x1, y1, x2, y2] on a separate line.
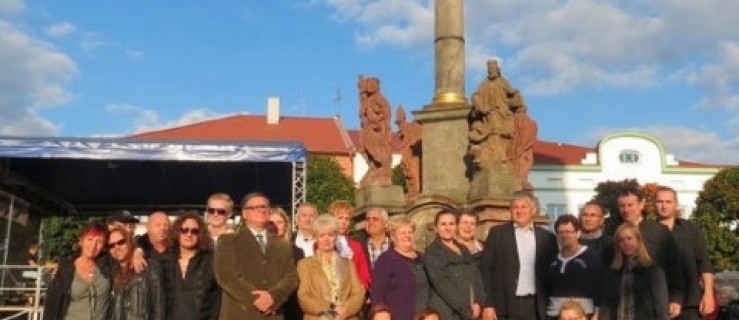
[468, 60, 517, 169]
[509, 92, 538, 190]
[359, 76, 393, 187]
[395, 105, 422, 201]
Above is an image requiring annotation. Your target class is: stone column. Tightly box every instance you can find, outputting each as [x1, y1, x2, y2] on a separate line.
[433, 0, 467, 105]
[412, 0, 470, 204]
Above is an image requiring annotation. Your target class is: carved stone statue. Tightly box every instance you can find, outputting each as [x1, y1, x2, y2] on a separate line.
[509, 92, 537, 191]
[359, 75, 393, 187]
[468, 60, 517, 169]
[395, 105, 422, 201]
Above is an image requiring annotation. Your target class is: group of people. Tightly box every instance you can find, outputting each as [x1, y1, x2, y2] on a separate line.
[42, 185, 716, 320]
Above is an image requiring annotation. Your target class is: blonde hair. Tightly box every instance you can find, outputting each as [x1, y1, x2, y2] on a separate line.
[312, 214, 339, 236]
[387, 214, 414, 236]
[328, 200, 354, 216]
[207, 192, 234, 212]
[269, 207, 292, 241]
[610, 223, 653, 270]
[558, 300, 587, 320]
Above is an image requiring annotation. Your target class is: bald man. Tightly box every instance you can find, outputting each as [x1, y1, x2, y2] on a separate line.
[136, 211, 172, 262]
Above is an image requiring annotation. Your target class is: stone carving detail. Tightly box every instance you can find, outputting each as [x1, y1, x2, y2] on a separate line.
[468, 60, 517, 168]
[509, 93, 537, 191]
[468, 60, 537, 193]
[359, 75, 393, 187]
[395, 105, 422, 201]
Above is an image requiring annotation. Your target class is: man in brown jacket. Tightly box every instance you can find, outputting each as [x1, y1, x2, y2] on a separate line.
[215, 192, 298, 319]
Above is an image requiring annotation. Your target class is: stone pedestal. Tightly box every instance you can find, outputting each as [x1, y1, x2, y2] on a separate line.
[468, 162, 519, 202]
[355, 185, 406, 215]
[413, 103, 470, 204]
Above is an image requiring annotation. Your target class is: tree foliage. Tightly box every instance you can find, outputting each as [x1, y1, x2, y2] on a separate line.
[392, 164, 406, 192]
[42, 215, 105, 262]
[306, 155, 356, 213]
[693, 167, 739, 271]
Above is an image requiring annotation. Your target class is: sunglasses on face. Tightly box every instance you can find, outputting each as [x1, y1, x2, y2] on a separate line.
[206, 207, 228, 216]
[180, 227, 200, 235]
[107, 239, 127, 249]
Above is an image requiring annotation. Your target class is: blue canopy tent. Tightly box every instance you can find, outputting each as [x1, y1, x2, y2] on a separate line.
[0, 136, 307, 215]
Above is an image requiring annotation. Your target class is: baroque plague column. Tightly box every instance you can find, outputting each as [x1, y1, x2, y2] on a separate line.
[412, 0, 470, 204]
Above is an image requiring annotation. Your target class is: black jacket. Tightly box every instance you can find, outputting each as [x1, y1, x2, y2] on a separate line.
[600, 263, 669, 320]
[43, 254, 113, 320]
[425, 238, 486, 320]
[163, 249, 220, 320]
[110, 259, 166, 320]
[481, 223, 557, 320]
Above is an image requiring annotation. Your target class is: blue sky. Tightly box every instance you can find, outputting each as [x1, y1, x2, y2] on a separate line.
[1, 0, 738, 164]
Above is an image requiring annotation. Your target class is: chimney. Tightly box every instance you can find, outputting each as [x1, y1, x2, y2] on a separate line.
[267, 97, 280, 125]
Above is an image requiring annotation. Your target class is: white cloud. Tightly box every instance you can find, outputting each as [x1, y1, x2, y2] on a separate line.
[80, 32, 110, 53]
[45, 22, 76, 38]
[588, 126, 739, 165]
[319, 0, 739, 102]
[0, 20, 78, 136]
[0, 0, 24, 14]
[105, 103, 237, 133]
[686, 41, 739, 110]
[125, 49, 145, 60]
[325, 0, 433, 48]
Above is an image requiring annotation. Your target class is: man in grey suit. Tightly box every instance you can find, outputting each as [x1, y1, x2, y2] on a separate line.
[481, 191, 557, 320]
[215, 192, 298, 320]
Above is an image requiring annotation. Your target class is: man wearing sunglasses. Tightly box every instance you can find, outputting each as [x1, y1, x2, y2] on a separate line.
[215, 192, 298, 320]
[205, 192, 235, 242]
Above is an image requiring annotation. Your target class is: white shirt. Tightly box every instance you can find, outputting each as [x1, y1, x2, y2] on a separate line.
[514, 224, 537, 296]
[294, 231, 315, 257]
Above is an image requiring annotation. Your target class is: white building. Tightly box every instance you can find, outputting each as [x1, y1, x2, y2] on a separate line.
[532, 132, 721, 222]
[351, 130, 723, 222]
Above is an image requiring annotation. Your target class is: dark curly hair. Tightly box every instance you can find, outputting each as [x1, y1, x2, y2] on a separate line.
[170, 212, 213, 253]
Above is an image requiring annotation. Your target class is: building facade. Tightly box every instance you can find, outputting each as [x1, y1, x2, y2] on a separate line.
[529, 132, 720, 222]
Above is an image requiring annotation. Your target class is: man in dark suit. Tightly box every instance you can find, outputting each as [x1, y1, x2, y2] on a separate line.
[615, 187, 685, 318]
[215, 192, 298, 320]
[656, 186, 715, 319]
[481, 191, 557, 320]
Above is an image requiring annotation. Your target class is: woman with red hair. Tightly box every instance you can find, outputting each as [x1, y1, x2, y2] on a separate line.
[44, 224, 112, 320]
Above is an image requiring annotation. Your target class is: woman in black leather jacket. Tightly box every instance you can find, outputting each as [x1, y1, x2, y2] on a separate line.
[163, 212, 220, 320]
[108, 227, 166, 320]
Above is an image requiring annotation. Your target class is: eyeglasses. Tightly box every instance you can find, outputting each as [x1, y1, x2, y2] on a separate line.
[206, 208, 228, 216]
[107, 239, 127, 249]
[180, 227, 200, 235]
[245, 205, 268, 211]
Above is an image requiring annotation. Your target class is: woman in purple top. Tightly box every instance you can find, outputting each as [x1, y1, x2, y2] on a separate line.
[371, 214, 430, 320]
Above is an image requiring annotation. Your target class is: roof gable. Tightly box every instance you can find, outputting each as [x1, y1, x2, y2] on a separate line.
[131, 114, 354, 154]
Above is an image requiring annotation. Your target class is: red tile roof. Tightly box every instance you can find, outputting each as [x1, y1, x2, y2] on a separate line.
[533, 140, 594, 165]
[131, 114, 354, 155]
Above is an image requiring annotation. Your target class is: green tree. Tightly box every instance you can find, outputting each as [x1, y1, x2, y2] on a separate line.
[693, 167, 739, 271]
[306, 155, 356, 213]
[42, 215, 105, 261]
[392, 164, 406, 192]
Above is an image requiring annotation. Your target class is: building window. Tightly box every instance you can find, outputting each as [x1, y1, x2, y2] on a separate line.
[545, 204, 567, 228]
[619, 149, 640, 164]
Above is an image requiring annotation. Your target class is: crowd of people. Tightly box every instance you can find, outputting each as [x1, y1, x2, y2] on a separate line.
[41, 185, 721, 320]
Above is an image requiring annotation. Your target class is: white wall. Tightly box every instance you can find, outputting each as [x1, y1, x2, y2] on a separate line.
[533, 132, 719, 223]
